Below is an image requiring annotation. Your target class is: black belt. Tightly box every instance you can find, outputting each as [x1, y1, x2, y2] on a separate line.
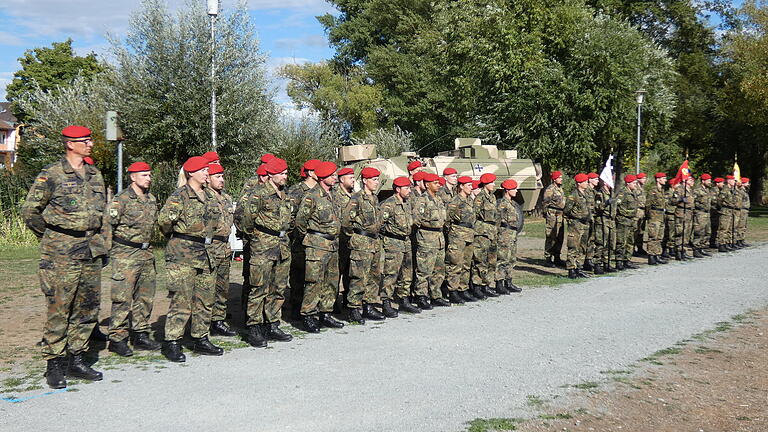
[172, 233, 212, 244]
[742, 207, 750, 210]
[419, 226, 443, 232]
[650, 206, 665, 212]
[500, 222, 517, 230]
[212, 235, 228, 242]
[382, 231, 408, 241]
[307, 229, 336, 241]
[353, 228, 379, 239]
[694, 206, 707, 211]
[454, 222, 474, 229]
[547, 205, 564, 211]
[478, 220, 495, 225]
[113, 236, 150, 250]
[46, 224, 97, 238]
[254, 224, 286, 238]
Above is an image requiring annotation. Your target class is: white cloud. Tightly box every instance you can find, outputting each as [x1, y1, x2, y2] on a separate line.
[248, 0, 335, 13]
[0, 71, 14, 101]
[274, 34, 327, 50]
[0, 30, 26, 46]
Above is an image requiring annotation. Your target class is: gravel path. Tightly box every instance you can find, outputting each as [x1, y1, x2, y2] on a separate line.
[2, 246, 767, 432]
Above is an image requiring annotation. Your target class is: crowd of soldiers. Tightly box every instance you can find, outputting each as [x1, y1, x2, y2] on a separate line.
[22, 125, 528, 390]
[541, 170, 752, 278]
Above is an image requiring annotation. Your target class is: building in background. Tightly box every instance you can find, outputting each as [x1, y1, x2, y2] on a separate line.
[0, 102, 19, 169]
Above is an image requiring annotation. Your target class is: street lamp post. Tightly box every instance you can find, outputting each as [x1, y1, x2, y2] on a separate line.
[635, 89, 647, 174]
[208, 0, 219, 150]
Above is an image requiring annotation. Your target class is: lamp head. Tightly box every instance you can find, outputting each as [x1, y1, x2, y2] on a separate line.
[207, 0, 219, 16]
[635, 89, 647, 105]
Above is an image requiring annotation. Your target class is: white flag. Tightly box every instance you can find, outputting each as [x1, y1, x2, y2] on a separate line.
[599, 155, 614, 189]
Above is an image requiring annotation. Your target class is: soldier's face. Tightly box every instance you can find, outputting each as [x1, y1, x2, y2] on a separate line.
[66, 137, 94, 157]
[703, 179, 711, 186]
[639, 178, 646, 185]
[209, 173, 225, 191]
[130, 171, 152, 190]
[589, 178, 599, 188]
[508, 188, 518, 197]
[396, 185, 411, 199]
[727, 178, 735, 186]
[427, 180, 441, 193]
[445, 173, 458, 185]
[269, 170, 288, 187]
[484, 182, 496, 192]
[322, 174, 337, 187]
[459, 182, 472, 195]
[363, 176, 379, 192]
[189, 167, 209, 185]
[657, 177, 667, 186]
[339, 174, 355, 190]
[554, 176, 563, 185]
[627, 181, 637, 190]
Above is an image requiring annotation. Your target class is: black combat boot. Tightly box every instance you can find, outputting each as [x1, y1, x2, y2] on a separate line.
[67, 354, 103, 381]
[45, 357, 67, 389]
[593, 263, 605, 274]
[108, 339, 133, 357]
[363, 304, 386, 320]
[506, 279, 522, 293]
[431, 297, 451, 307]
[728, 243, 737, 251]
[742, 241, 751, 248]
[90, 326, 108, 342]
[210, 320, 237, 337]
[614, 261, 625, 271]
[448, 291, 465, 304]
[553, 256, 567, 268]
[319, 312, 345, 328]
[494, 280, 510, 295]
[656, 255, 669, 264]
[132, 332, 161, 351]
[192, 336, 224, 356]
[162, 341, 186, 362]
[398, 298, 421, 313]
[460, 290, 479, 302]
[265, 322, 293, 342]
[582, 259, 594, 271]
[624, 260, 639, 270]
[471, 285, 487, 300]
[347, 307, 366, 324]
[415, 295, 433, 310]
[693, 248, 705, 258]
[604, 262, 616, 272]
[567, 269, 578, 279]
[700, 248, 712, 256]
[483, 285, 500, 297]
[381, 300, 399, 318]
[544, 257, 555, 268]
[575, 269, 590, 278]
[244, 325, 268, 347]
[302, 315, 321, 333]
[718, 244, 728, 252]
[661, 247, 671, 259]
[648, 255, 658, 265]
[674, 248, 683, 260]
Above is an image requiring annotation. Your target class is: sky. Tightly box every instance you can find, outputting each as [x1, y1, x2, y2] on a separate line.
[0, 0, 338, 110]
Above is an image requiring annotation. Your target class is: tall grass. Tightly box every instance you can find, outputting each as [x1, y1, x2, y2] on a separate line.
[0, 169, 38, 247]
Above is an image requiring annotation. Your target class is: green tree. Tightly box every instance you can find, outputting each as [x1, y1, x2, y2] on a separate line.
[5, 39, 104, 123]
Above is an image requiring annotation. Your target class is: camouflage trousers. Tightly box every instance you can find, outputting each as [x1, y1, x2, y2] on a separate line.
[347, 248, 382, 308]
[247, 253, 290, 326]
[301, 247, 339, 316]
[717, 211, 735, 246]
[693, 211, 711, 249]
[415, 246, 446, 299]
[240, 236, 251, 307]
[662, 213, 675, 251]
[495, 229, 518, 280]
[674, 213, 694, 252]
[39, 256, 101, 360]
[736, 209, 749, 241]
[585, 221, 596, 261]
[287, 238, 306, 317]
[445, 237, 473, 292]
[472, 234, 497, 287]
[108, 257, 156, 343]
[615, 220, 635, 262]
[592, 222, 616, 266]
[211, 253, 231, 322]
[566, 221, 588, 270]
[544, 211, 565, 260]
[381, 243, 413, 301]
[645, 218, 664, 256]
[634, 216, 647, 252]
[164, 262, 215, 341]
[338, 236, 350, 301]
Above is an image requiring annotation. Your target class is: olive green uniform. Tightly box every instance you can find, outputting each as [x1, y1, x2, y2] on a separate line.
[286, 182, 314, 316]
[644, 186, 666, 256]
[332, 186, 353, 300]
[615, 186, 639, 263]
[672, 183, 695, 253]
[736, 185, 750, 242]
[542, 183, 566, 261]
[437, 185, 456, 206]
[445, 194, 475, 293]
[472, 189, 499, 288]
[211, 191, 234, 322]
[379, 194, 414, 301]
[662, 187, 676, 254]
[633, 184, 647, 253]
[22, 158, 108, 360]
[237, 175, 261, 297]
[342, 190, 383, 309]
[584, 187, 597, 262]
[495, 196, 520, 281]
[716, 185, 738, 247]
[107, 186, 158, 343]
[413, 192, 447, 299]
[593, 188, 616, 266]
[692, 183, 714, 250]
[158, 185, 222, 341]
[563, 188, 591, 270]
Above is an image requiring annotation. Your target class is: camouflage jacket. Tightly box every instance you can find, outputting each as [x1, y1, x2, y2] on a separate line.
[473, 189, 498, 238]
[634, 184, 647, 219]
[414, 192, 446, 248]
[295, 186, 340, 252]
[237, 182, 291, 260]
[211, 191, 235, 260]
[693, 183, 713, 213]
[616, 186, 639, 224]
[446, 194, 476, 243]
[737, 186, 750, 210]
[331, 186, 353, 214]
[342, 190, 382, 252]
[241, 175, 261, 199]
[645, 187, 666, 221]
[542, 183, 565, 213]
[158, 184, 222, 269]
[22, 157, 108, 260]
[496, 196, 520, 244]
[585, 187, 596, 214]
[672, 184, 695, 216]
[665, 187, 677, 216]
[564, 188, 591, 225]
[379, 194, 413, 251]
[594, 188, 616, 228]
[716, 186, 739, 214]
[437, 186, 456, 206]
[286, 181, 315, 223]
[108, 185, 157, 261]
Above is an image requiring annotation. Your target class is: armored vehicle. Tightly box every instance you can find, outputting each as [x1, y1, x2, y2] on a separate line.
[341, 137, 543, 212]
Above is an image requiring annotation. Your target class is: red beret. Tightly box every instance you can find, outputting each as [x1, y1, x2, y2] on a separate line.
[412, 171, 426, 181]
[438, 177, 446, 186]
[183, 156, 209, 173]
[422, 173, 440, 182]
[479, 173, 497, 184]
[407, 161, 422, 172]
[260, 153, 275, 163]
[61, 125, 92, 138]
[700, 173, 711, 180]
[315, 161, 338, 178]
[637, 172, 647, 179]
[301, 159, 321, 178]
[393, 176, 411, 188]
[208, 164, 224, 175]
[551, 171, 562, 180]
[201, 151, 219, 163]
[361, 167, 381, 178]
[726, 175, 735, 180]
[457, 176, 473, 184]
[501, 179, 518, 190]
[443, 167, 457, 175]
[624, 174, 637, 183]
[654, 172, 666, 178]
[587, 172, 599, 179]
[714, 177, 724, 183]
[471, 180, 481, 190]
[265, 157, 288, 174]
[337, 167, 354, 176]
[741, 177, 749, 183]
[127, 162, 151, 173]
[574, 173, 588, 183]
[83, 156, 94, 165]
[257, 165, 267, 176]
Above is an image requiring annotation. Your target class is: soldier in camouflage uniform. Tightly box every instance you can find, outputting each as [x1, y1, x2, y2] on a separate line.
[633, 173, 648, 256]
[644, 173, 669, 265]
[692, 174, 714, 257]
[542, 171, 566, 267]
[615, 175, 640, 270]
[716, 176, 739, 251]
[661, 178, 678, 259]
[207, 164, 237, 337]
[583, 173, 599, 271]
[473, 173, 503, 297]
[342, 167, 386, 323]
[236, 157, 295, 347]
[593, 180, 616, 274]
[735, 178, 751, 248]
[379, 177, 421, 315]
[158, 157, 224, 362]
[496, 179, 522, 292]
[412, 172, 450, 309]
[294, 162, 345, 333]
[445, 176, 478, 304]
[332, 167, 355, 310]
[564, 174, 592, 278]
[22, 126, 107, 388]
[671, 176, 695, 260]
[437, 167, 458, 205]
[106, 162, 161, 358]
